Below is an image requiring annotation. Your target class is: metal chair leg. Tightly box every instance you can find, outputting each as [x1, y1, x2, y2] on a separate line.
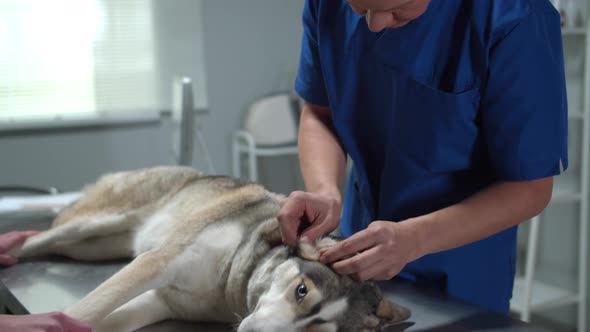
[522, 215, 541, 322]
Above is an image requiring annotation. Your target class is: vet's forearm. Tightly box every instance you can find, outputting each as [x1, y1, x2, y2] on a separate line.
[404, 177, 553, 260]
[298, 102, 347, 201]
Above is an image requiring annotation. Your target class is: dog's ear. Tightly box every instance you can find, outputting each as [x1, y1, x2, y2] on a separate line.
[296, 237, 339, 261]
[376, 298, 411, 325]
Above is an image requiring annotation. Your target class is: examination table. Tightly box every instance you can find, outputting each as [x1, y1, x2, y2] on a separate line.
[0, 212, 548, 332]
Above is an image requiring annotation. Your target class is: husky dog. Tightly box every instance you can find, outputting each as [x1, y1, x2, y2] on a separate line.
[10, 166, 410, 332]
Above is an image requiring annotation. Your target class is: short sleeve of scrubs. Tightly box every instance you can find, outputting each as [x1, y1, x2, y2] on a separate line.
[481, 10, 568, 180]
[295, 0, 330, 107]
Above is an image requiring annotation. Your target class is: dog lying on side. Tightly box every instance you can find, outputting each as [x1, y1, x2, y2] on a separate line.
[10, 166, 410, 332]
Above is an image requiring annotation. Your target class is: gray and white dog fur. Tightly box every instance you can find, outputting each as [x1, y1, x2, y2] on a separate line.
[10, 166, 410, 332]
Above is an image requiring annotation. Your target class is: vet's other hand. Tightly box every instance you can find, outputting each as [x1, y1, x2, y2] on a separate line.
[277, 191, 342, 246]
[0, 231, 40, 266]
[0, 312, 92, 332]
[320, 221, 419, 281]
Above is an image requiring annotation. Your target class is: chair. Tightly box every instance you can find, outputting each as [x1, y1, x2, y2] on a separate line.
[232, 93, 300, 182]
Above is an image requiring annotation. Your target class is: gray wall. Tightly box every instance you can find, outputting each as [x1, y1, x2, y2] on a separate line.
[200, 0, 305, 193]
[153, 0, 208, 109]
[0, 120, 174, 191]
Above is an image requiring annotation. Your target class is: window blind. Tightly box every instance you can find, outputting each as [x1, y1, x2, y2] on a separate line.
[0, 0, 157, 121]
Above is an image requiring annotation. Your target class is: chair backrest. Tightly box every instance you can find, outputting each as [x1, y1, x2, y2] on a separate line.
[244, 93, 299, 146]
[172, 77, 195, 166]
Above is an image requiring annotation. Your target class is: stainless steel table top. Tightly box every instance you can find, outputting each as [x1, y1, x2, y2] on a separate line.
[0, 212, 548, 332]
[0, 258, 550, 332]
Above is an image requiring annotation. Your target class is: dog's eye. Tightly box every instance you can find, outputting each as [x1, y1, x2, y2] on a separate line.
[295, 282, 307, 302]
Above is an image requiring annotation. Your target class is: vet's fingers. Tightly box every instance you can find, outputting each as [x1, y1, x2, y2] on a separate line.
[331, 246, 381, 277]
[276, 192, 306, 246]
[319, 246, 352, 261]
[351, 259, 390, 281]
[357, 262, 404, 282]
[299, 212, 336, 243]
[54, 312, 93, 332]
[0, 254, 18, 266]
[320, 229, 376, 264]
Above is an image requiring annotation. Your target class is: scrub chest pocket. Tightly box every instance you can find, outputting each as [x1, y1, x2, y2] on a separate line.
[385, 65, 481, 174]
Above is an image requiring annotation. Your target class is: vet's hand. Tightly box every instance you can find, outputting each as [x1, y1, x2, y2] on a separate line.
[0, 231, 39, 266]
[277, 191, 342, 246]
[0, 312, 92, 332]
[319, 221, 419, 281]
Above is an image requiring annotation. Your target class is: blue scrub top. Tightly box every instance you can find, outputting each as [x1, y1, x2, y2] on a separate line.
[295, 0, 568, 313]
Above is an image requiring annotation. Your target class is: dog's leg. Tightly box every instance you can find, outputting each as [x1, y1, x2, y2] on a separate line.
[13, 212, 142, 257]
[64, 249, 176, 326]
[52, 232, 134, 261]
[66, 187, 270, 327]
[94, 289, 175, 332]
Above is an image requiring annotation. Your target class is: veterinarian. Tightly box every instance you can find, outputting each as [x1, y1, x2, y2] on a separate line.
[278, 0, 567, 314]
[0, 231, 91, 332]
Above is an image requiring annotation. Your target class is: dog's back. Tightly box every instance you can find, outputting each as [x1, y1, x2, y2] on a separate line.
[51, 166, 203, 228]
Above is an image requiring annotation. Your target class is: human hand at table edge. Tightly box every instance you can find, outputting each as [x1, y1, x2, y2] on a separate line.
[0, 230, 40, 266]
[0, 312, 92, 332]
[319, 220, 421, 281]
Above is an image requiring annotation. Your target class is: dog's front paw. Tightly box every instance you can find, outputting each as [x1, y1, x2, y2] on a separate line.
[10, 235, 45, 257]
[3, 231, 42, 258]
[6, 243, 24, 257]
[64, 304, 98, 328]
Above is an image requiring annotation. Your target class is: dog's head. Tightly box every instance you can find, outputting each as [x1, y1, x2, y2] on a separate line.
[239, 238, 410, 332]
